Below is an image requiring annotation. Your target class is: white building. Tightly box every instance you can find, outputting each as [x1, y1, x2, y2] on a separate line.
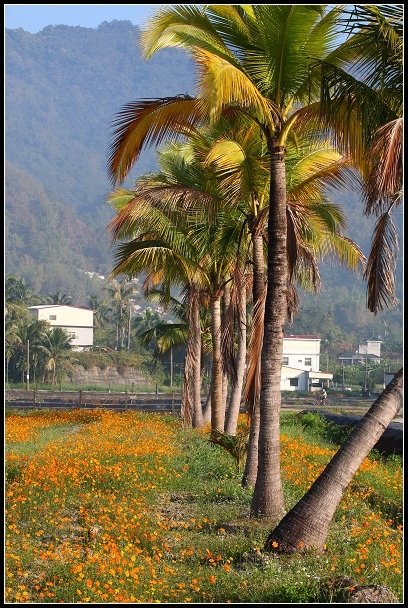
[281, 334, 333, 392]
[339, 338, 382, 365]
[28, 305, 94, 351]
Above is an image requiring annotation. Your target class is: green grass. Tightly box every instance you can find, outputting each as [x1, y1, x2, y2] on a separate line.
[5, 410, 402, 603]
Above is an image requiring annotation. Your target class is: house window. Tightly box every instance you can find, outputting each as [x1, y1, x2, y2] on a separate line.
[49, 315, 57, 320]
[305, 358, 312, 366]
[289, 378, 299, 387]
[282, 357, 289, 366]
[68, 332, 76, 339]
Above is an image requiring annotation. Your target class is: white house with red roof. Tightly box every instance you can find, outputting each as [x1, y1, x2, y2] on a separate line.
[28, 305, 94, 351]
[281, 334, 333, 392]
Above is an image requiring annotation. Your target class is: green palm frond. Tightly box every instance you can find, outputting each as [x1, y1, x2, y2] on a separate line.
[211, 426, 249, 471]
[139, 323, 188, 353]
[141, 4, 236, 63]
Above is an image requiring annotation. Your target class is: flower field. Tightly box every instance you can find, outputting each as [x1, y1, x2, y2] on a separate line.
[5, 409, 403, 603]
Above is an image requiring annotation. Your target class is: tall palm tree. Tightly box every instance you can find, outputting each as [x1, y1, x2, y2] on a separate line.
[206, 125, 365, 485]
[108, 4, 367, 519]
[262, 4, 403, 552]
[108, 142, 245, 433]
[104, 279, 137, 350]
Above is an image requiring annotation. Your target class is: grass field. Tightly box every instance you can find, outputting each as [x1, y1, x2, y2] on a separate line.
[5, 409, 403, 603]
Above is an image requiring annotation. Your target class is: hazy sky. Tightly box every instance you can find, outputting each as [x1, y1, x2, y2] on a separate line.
[4, 4, 164, 33]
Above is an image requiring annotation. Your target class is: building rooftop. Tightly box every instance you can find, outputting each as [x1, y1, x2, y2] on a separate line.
[283, 334, 320, 340]
[28, 305, 92, 311]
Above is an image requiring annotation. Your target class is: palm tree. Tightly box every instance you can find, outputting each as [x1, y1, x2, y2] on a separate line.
[104, 279, 137, 350]
[206, 125, 365, 485]
[262, 4, 403, 552]
[108, 4, 369, 519]
[108, 142, 245, 433]
[43, 327, 72, 385]
[10, 319, 50, 384]
[46, 291, 73, 305]
[5, 274, 35, 305]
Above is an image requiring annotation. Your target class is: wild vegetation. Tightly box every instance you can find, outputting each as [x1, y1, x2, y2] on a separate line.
[5, 409, 402, 603]
[5, 4, 403, 602]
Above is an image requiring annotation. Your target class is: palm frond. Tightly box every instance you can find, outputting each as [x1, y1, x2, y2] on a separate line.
[364, 211, 399, 313]
[109, 96, 205, 184]
[364, 118, 403, 215]
[243, 284, 266, 415]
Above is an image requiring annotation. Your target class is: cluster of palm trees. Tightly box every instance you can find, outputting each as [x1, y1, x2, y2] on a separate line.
[106, 3, 402, 551]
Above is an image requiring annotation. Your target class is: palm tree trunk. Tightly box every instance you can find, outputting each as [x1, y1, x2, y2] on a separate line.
[222, 284, 231, 419]
[264, 369, 403, 552]
[243, 229, 266, 488]
[202, 373, 212, 425]
[251, 144, 287, 519]
[225, 281, 247, 435]
[191, 291, 203, 427]
[211, 293, 225, 434]
[181, 288, 204, 427]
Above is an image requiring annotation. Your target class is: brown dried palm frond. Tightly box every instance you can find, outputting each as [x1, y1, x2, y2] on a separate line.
[364, 209, 399, 314]
[181, 288, 202, 427]
[243, 284, 266, 416]
[108, 96, 205, 185]
[364, 118, 403, 216]
[286, 283, 300, 324]
[220, 268, 249, 382]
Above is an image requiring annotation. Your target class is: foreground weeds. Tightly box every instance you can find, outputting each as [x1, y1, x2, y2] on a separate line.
[5, 409, 403, 603]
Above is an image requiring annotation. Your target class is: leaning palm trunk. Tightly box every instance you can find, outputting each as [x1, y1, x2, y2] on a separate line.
[251, 145, 287, 519]
[210, 293, 225, 434]
[264, 368, 403, 552]
[224, 282, 247, 435]
[242, 230, 266, 488]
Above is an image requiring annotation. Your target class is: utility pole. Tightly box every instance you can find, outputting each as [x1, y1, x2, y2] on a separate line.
[170, 347, 173, 388]
[26, 339, 30, 391]
[364, 349, 368, 394]
[127, 301, 132, 350]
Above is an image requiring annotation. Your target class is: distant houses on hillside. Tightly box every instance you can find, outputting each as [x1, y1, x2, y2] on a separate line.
[28, 305, 94, 351]
[339, 338, 382, 366]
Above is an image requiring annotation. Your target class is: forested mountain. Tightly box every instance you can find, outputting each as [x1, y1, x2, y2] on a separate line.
[5, 20, 402, 344]
[5, 20, 195, 291]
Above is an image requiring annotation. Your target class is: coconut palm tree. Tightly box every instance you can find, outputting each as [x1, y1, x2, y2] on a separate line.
[108, 142, 246, 433]
[205, 125, 365, 485]
[104, 279, 137, 350]
[108, 4, 371, 519]
[46, 291, 73, 305]
[43, 327, 73, 385]
[262, 4, 403, 552]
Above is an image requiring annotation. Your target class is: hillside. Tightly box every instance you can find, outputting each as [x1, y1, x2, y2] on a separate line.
[5, 20, 402, 342]
[5, 20, 195, 290]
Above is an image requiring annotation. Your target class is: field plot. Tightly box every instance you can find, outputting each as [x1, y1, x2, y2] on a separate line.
[5, 409, 403, 603]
